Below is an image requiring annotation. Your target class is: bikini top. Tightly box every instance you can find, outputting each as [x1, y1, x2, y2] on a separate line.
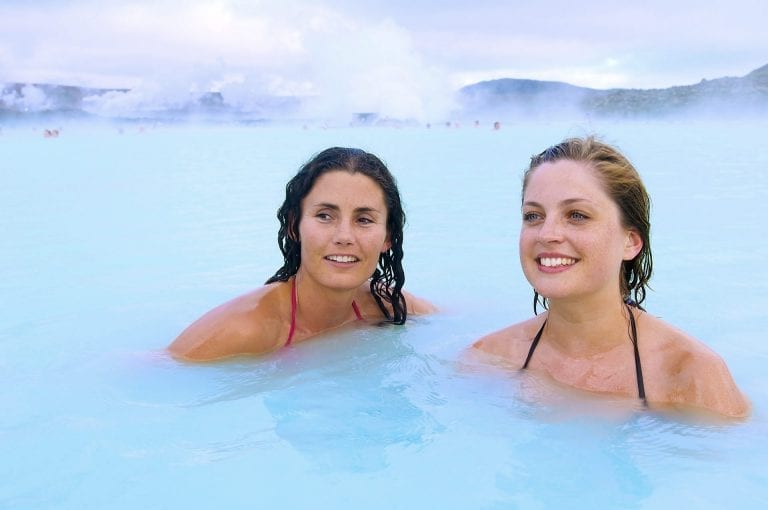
[522, 305, 646, 401]
[285, 278, 364, 346]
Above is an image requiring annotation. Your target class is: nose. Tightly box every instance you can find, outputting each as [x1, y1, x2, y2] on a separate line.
[537, 216, 563, 243]
[333, 220, 354, 245]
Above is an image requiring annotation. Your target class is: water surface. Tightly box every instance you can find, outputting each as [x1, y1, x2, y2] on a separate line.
[1, 119, 766, 509]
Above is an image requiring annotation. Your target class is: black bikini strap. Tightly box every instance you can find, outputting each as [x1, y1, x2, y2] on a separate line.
[522, 320, 546, 369]
[627, 306, 647, 402]
[524, 310, 646, 404]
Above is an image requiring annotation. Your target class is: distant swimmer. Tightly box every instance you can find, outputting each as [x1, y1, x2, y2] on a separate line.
[43, 129, 59, 138]
[493, 121, 501, 130]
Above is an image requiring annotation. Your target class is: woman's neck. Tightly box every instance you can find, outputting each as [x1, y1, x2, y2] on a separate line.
[292, 272, 358, 333]
[543, 294, 631, 358]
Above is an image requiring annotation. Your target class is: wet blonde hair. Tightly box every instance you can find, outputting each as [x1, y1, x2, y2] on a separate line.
[524, 136, 652, 310]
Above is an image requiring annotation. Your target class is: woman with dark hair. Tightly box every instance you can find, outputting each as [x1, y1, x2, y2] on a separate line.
[473, 136, 749, 417]
[169, 147, 435, 361]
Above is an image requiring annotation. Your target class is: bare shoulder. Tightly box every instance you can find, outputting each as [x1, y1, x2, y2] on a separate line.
[167, 283, 288, 361]
[352, 283, 437, 318]
[402, 289, 438, 315]
[472, 316, 545, 365]
[638, 312, 750, 418]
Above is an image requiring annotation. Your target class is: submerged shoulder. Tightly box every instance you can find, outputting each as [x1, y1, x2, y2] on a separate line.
[168, 282, 289, 361]
[472, 316, 544, 364]
[639, 313, 750, 418]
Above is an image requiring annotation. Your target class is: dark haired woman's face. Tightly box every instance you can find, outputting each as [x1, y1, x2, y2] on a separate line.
[296, 170, 391, 292]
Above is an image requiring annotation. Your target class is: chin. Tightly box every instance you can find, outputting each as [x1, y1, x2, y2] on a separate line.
[321, 273, 368, 291]
[527, 284, 573, 301]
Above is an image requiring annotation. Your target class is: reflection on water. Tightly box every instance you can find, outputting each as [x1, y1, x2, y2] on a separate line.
[264, 334, 439, 472]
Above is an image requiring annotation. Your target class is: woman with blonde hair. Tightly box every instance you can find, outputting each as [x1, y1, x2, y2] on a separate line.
[474, 136, 749, 417]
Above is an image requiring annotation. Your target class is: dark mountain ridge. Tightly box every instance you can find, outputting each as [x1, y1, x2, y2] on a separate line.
[459, 63, 768, 118]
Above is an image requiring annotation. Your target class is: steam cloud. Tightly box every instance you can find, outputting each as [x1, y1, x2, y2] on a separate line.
[0, 1, 454, 121]
[3, 0, 767, 121]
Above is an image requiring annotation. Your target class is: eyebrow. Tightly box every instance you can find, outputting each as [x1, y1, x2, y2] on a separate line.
[522, 198, 595, 208]
[311, 202, 384, 214]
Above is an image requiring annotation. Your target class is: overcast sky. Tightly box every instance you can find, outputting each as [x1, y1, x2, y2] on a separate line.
[1, 0, 766, 117]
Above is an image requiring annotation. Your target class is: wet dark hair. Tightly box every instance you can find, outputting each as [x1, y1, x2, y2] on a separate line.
[265, 147, 408, 324]
[524, 136, 653, 313]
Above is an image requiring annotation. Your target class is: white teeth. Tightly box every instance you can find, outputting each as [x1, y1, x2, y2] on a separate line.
[327, 255, 358, 263]
[540, 257, 576, 267]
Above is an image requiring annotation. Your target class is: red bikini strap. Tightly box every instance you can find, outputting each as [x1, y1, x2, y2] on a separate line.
[352, 300, 363, 320]
[287, 279, 362, 347]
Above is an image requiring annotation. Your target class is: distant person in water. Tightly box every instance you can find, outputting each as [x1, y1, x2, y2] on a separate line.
[473, 136, 749, 417]
[169, 147, 436, 361]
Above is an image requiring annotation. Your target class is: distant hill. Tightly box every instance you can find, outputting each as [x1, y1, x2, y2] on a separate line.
[3, 63, 768, 122]
[458, 63, 768, 118]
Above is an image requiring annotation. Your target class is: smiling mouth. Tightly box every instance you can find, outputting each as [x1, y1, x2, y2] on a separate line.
[538, 256, 577, 267]
[325, 255, 359, 263]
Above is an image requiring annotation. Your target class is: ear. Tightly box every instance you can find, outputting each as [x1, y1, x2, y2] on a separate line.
[380, 234, 392, 253]
[287, 212, 299, 242]
[623, 229, 643, 261]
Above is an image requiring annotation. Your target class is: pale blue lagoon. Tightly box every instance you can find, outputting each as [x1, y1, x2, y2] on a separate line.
[1, 119, 767, 509]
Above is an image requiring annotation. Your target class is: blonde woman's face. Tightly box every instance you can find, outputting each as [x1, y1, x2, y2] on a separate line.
[519, 160, 642, 303]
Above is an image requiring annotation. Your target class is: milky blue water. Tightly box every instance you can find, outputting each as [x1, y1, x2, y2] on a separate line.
[1, 119, 767, 509]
